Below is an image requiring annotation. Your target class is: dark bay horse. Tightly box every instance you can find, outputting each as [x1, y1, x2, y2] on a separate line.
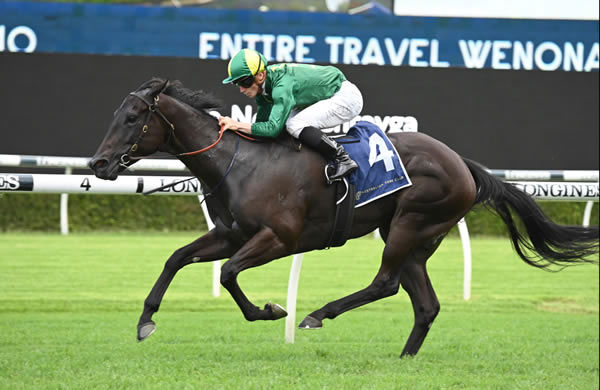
[89, 78, 599, 357]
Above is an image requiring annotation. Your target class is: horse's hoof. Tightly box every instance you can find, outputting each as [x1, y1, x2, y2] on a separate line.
[298, 315, 322, 329]
[137, 321, 156, 341]
[265, 302, 288, 320]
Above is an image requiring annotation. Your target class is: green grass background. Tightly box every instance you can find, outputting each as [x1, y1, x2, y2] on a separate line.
[0, 233, 598, 389]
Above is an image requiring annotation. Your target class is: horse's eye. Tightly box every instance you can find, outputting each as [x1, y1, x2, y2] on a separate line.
[126, 115, 137, 124]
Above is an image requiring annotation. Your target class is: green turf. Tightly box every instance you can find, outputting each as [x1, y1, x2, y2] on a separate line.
[0, 233, 598, 389]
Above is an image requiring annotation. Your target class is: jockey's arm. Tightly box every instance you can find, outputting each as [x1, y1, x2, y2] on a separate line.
[218, 116, 252, 134]
[249, 89, 295, 137]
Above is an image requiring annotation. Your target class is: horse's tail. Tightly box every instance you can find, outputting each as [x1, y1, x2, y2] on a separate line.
[462, 158, 599, 269]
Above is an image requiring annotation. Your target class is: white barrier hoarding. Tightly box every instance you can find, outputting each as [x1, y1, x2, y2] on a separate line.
[0, 173, 199, 195]
[3, 174, 599, 202]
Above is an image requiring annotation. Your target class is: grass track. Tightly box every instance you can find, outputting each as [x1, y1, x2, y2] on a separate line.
[0, 233, 598, 389]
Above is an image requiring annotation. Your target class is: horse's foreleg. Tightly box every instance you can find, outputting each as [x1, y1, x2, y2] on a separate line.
[137, 229, 238, 341]
[220, 226, 293, 322]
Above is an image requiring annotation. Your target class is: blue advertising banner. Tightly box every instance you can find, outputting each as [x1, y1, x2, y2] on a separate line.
[1, 1, 598, 72]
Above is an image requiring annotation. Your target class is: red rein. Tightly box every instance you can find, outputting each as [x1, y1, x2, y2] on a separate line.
[178, 125, 257, 157]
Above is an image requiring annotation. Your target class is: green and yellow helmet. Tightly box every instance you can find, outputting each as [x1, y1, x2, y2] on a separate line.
[222, 49, 268, 84]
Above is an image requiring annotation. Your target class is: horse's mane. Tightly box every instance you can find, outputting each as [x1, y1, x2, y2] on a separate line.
[137, 78, 224, 113]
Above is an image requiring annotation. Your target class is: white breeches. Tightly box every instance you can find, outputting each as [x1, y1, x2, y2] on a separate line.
[285, 80, 363, 138]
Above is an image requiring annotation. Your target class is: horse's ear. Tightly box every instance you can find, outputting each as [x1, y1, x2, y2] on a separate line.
[151, 79, 170, 98]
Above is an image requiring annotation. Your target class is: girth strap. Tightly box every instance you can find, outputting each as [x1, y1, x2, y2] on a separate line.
[326, 178, 356, 248]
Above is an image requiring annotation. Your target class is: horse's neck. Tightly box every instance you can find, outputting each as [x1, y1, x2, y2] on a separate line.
[162, 97, 238, 190]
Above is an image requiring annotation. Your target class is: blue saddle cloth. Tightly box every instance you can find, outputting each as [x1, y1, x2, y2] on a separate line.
[340, 121, 412, 208]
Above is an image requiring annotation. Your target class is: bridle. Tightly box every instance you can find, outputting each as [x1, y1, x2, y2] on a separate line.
[121, 81, 259, 198]
[120, 82, 175, 168]
[122, 81, 257, 168]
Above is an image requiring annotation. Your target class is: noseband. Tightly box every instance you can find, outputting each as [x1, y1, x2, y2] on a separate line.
[120, 82, 175, 167]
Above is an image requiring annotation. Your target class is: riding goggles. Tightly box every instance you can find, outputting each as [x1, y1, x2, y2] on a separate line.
[233, 75, 256, 88]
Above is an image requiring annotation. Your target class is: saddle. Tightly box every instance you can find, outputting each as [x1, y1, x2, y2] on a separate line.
[264, 123, 411, 248]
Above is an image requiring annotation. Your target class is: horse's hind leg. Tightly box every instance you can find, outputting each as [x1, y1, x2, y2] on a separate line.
[298, 219, 429, 329]
[299, 224, 445, 357]
[397, 245, 442, 357]
[298, 243, 405, 329]
[137, 229, 238, 341]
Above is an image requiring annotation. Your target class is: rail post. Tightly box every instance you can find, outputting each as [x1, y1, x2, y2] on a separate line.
[60, 167, 72, 235]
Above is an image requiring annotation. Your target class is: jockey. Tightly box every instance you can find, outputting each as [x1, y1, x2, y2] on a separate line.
[219, 48, 363, 181]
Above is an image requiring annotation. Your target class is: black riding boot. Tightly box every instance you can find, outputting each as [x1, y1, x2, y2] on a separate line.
[299, 126, 358, 181]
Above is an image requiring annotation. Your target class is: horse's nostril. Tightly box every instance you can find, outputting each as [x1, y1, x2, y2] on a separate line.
[90, 158, 108, 171]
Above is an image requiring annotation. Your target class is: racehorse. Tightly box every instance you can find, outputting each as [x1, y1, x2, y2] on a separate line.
[89, 78, 599, 357]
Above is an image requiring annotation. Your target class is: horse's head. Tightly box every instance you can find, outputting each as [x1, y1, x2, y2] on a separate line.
[89, 79, 174, 180]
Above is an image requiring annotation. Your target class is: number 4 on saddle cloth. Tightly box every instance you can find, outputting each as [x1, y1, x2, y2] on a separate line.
[325, 121, 412, 248]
